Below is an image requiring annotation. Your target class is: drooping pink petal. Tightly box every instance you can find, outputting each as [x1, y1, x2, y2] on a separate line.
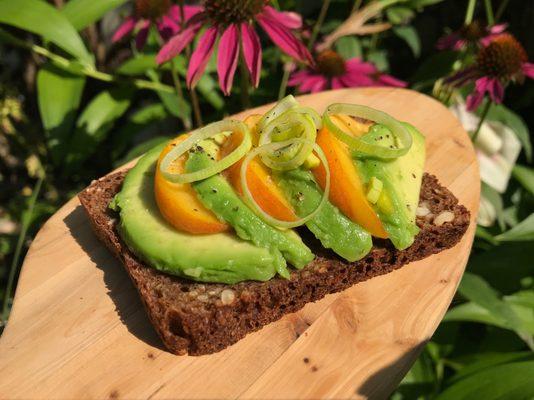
[489, 23, 508, 34]
[241, 23, 262, 88]
[466, 77, 492, 110]
[187, 27, 218, 89]
[298, 74, 327, 93]
[481, 24, 507, 47]
[436, 32, 462, 50]
[466, 90, 485, 111]
[444, 66, 478, 87]
[311, 77, 327, 92]
[287, 70, 312, 86]
[331, 77, 346, 90]
[168, 4, 204, 24]
[257, 14, 312, 64]
[345, 58, 377, 75]
[376, 73, 407, 87]
[158, 15, 180, 40]
[135, 20, 151, 50]
[112, 17, 137, 42]
[486, 78, 504, 103]
[217, 24, 240, 96]
[261, 6, 302, 29]
[453, 39, 467, 51]
[156, 21, 202, 64]
[522, 62, 534, 79]
[339, 73, 375, 87]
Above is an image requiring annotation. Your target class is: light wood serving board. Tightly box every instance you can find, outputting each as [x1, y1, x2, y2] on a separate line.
[0, 88, 479, 399]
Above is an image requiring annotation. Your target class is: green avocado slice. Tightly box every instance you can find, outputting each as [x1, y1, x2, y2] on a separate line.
[355, 122, 426, 250]
[276, 168, 372, 262]
[186, 143, 314, 278]
[111, 144, 285, 284]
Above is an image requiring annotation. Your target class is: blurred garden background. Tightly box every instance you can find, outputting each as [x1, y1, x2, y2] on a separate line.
[0, 0, 533, 397]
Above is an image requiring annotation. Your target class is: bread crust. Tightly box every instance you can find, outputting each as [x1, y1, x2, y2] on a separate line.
[78, 171, 469, 355]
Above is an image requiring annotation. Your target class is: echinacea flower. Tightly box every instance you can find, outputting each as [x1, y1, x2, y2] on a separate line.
[288, 50, 406, 93]
[436, 21, 507, 51]
[156, 0, 312, 95]
[112, 0, 187, 49]
[446, 33, 534, 110]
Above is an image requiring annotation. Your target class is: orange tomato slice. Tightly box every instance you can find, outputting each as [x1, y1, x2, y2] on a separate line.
[222, 114, 298, 222]
[313, 115, 388, 238]
[154, 135, 229, 234]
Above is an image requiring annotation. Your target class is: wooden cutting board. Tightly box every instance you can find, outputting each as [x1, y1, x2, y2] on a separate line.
[0, 88, 479, 399]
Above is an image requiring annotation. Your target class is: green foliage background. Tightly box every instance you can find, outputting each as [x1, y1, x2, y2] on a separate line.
[0, 0, 533, 397]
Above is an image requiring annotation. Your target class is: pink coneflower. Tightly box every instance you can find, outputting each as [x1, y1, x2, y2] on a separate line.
[437, 21, 507, 51]
[112, 0, 190, 49]
[446, 34, 534, 110]
[156, 0, 312, 96]
[288, 50, 406, 93]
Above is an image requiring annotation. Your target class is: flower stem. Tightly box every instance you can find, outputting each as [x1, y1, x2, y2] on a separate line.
[464, 0, 477, 25]
[0, 28, 175, 94]
[1, 175, 44, 324]
[239, 57, 251, 109]
[308, 0, 332, 51]
[484, 0, 495, 25]
[472, 100, 492, 142]
[278, 63, 291, 100]
[495, 0, 510, 22]
[177, 0, 203, 128]
[190, 88, 203, 127]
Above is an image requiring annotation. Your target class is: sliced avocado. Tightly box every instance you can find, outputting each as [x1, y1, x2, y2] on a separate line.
[355, 122, 426, 250]
[186, 142, 314, 278]
[276, 168, 372, 262]
[112, 144, 285, 284]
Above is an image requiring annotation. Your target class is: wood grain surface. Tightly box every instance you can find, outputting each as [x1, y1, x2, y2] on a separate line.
[0, 88, 479, 399]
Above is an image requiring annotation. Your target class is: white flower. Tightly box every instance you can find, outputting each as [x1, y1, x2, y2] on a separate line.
[450, 101, 521, 193]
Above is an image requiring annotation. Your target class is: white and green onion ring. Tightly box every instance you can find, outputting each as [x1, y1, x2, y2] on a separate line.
[240, 138, 331, 229]
[323, 103, 412, 159]
[258, 111, 317, 171]
[160, 119, 252, 184]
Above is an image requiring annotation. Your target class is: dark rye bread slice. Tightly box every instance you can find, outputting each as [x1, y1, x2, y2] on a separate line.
[78, 171, 469, 356]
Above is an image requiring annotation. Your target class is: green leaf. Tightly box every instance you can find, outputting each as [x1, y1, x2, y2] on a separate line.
[468, 242, 534, 294]
[62, 0, 127, 31]
[393, 348, 437, 400]
[119, 55, 223, 110]
[475, 226, 498, 245]
[65, 87, 133, 170]
[450, 352, 534, 383]
[435, 361, 534, 400]
[0, 0, 92, 65]
[486, 104, 532, 162]
[116, 54, 163, 76]
[392, 26, 421, 57]
[111, 103, 170, 159]
[512, 165, 534, 197]
[37, 63, 85, 165]
[410, 51, 457, 89]
[196, 75, 225, 111]
[335, 36, 362, 59]
[116, 136, 171, 166]
[146, 69, 191, 120]
[496, 213, 534, 242]
[367, 50, 389, 71]
[457, 273, 531, 336]
[386, 6, 415, 24]
[445, 302, 508, 328]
